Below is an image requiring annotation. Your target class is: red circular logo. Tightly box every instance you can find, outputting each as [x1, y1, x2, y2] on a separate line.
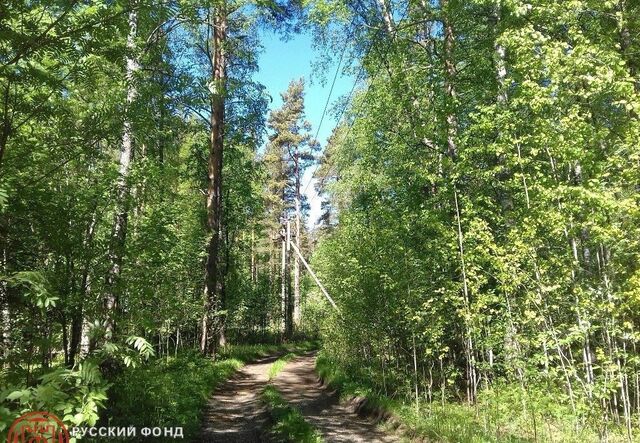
[7, 411, 70, 443]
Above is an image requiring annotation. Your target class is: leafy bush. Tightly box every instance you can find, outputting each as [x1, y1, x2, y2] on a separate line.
[0, 360, 109, 437]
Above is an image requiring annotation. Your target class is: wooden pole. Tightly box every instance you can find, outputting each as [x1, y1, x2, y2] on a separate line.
[288, 240, 338, 311]
[280, 224, 286, 333]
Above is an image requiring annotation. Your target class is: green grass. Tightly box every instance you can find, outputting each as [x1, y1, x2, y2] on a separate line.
[261, 345, 321, 441]
[315, 355, 634, 443]
[219, 340, 317, 362]
[261, 385, 323, 443]
[106, 352, 242, 441]
[269, 353, 297, 380]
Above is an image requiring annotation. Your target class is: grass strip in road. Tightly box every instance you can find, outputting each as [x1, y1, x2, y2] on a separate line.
[268, 353, 297, 380]
[261, 385, 324, 443]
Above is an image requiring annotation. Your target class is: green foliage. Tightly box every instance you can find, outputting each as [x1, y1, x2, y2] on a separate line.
[124, 336, 156, 363]
[106, 352, 242, 442]
[105, 342, 315, 441]
[309, 0, 640, 438]
[2, 0, 640, 439]
[100, 336, 156, 369]
[0, 329, 160, 440]
[0, 360, 109, 436]
[6, 271, 59, 309]
[0, 185, 8, 213]
[262, 385, 323, 443]
[316, 355, 633, 442]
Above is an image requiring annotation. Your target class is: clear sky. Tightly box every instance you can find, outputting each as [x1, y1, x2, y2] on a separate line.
[253, 29, 353, 228]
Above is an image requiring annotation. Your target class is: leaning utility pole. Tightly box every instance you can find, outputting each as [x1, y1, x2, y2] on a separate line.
[280, 220, 287, 334]
[288, 241, 338, 312]
[293, 148, 302, 328]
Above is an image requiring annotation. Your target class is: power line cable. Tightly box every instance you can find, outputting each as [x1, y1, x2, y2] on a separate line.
[302, 64, 364, 199]
[305, 35, 389, 206]
[311, 39, 348, 151]
[307, 5, 413, 210]
[301, 34, 380, 199]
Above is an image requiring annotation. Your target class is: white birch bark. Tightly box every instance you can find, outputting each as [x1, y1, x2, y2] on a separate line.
[104, 6, 139, 341]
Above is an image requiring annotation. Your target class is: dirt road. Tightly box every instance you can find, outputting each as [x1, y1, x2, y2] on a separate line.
[199, 353, 398, 442]
[199, 355, 276, 442]
[272, 354, 399, 443]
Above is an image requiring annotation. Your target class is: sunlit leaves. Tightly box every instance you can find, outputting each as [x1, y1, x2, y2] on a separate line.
[310, 0, 640, 434]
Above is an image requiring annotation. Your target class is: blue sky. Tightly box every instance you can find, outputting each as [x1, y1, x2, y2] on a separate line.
[253, 29, 353, 228]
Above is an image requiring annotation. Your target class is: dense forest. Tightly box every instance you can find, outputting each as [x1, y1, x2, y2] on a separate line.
[1, 0, 640, 441]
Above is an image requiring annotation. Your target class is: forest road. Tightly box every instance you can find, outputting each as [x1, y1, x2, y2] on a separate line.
[273, 353, 400, 443]
[199, 352, 398, 442]
[199, 354, 277, 442]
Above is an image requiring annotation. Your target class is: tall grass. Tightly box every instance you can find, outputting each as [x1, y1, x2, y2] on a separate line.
[316, 354, 634, 443]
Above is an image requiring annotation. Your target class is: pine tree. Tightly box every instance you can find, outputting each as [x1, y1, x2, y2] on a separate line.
[265, 79, 316, 336]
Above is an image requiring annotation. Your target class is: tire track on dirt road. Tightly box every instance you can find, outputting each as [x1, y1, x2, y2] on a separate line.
[272, 353, 399, 443]
[199, 355, 277, 442]
[199, 352, 398, 442]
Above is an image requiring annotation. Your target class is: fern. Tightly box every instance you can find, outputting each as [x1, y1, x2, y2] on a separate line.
[0, 184, 8, 212]
[125, 335, 156, 360]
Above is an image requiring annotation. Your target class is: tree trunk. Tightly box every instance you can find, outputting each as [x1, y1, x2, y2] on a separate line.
[376, 0, 395, 35]
[285, 219, 293, 337]
[618, 1, 638, 92]
[454, 188, 477, 404]
[443, 0, 458, 160]
[0, 80, 12, 170]
[201, 2, 227, 356]
[0, 85, 12, 358]
[442, 0, 476, 403]
[493, 4, 507, 105]
[69, 203, 98, 367]
[251, 228, 257, 284]
[104, 5, 139, 342]
[1, 225, 9, 363]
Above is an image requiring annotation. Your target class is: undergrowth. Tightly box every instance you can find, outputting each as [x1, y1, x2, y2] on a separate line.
[315, 354, 635, 443]
[105, 351, 240, 441]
